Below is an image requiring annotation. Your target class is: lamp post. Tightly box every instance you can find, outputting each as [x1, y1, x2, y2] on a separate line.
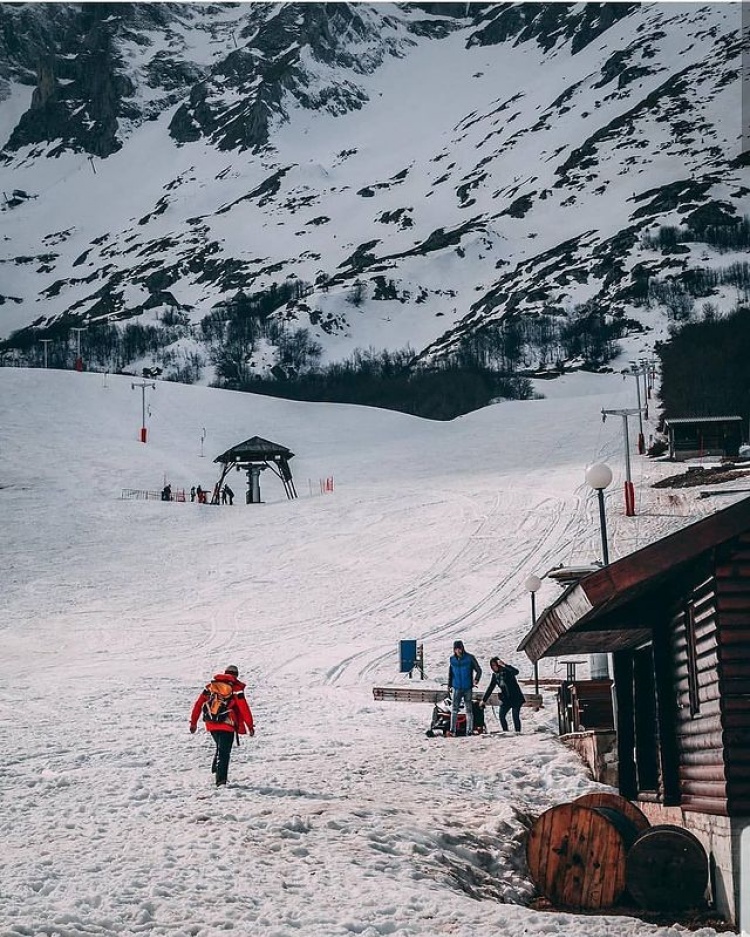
[585, 462, 613, 680]
[131, 381, 156, 443]
[525, 573, 543, 696]
[585, 462, 612, 565]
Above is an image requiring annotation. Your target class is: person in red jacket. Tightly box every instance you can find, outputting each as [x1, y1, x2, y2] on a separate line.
[190, 665, 254, 787]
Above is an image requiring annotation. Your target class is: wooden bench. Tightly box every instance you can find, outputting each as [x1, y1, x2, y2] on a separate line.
[372, 687, 543, 709]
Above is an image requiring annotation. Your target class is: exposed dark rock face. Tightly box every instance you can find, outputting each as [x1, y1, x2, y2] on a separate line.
[13, 52, 130, 157]
[0, 4, 81, 83]
[0, 2, 746, 383]
[4, 7, 134, 157]
[169, 3, 417, 152]
[467, 2, 636, 54]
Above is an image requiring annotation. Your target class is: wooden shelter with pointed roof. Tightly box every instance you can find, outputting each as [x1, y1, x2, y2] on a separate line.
[518, 496, 750, 925]
[213, 436, 297, 503]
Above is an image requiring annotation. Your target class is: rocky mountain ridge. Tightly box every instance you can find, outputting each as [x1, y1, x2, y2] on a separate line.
[0, 2, 747, 385]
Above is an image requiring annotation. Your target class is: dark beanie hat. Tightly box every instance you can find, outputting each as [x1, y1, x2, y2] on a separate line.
[453, 640, 464, 650]
[225, 665, 239, 676]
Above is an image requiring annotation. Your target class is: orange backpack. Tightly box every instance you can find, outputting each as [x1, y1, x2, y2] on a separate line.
[201, 680, 235, 724]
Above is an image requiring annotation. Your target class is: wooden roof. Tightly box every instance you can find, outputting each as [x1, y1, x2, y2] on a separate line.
[665, 415, 743, 425]
[214, 436, 295, 464]
[518, 496, 750, 662]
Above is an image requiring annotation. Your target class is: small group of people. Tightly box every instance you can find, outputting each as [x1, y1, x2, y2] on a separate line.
[190, 484, 234, 505]
[447, 639, 525, 736]
[188, 641, 524, 788]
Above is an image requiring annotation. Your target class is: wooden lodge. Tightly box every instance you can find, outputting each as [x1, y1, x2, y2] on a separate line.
[518, 495, 750, 925]
[665, 415, 744, 461]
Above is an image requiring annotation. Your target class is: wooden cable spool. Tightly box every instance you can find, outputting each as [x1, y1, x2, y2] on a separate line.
[526, 801, 641, 909]
[573, 792, 650, 838]
[625, 824, 708, 912]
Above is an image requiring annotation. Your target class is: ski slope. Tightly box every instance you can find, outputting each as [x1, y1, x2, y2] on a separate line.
[0, 366, 731, 937]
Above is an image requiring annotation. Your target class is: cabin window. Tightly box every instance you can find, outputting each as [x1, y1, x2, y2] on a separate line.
[685, 602, 701, 717]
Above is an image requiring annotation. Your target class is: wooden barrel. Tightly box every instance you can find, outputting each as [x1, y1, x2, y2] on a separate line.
[573, 792, 650, 838]
[526, 802, 640, 909]
[625, 825, 708, 911]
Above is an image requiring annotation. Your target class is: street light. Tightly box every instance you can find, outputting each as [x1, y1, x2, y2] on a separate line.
[525, 573, 543, 696]
[585, 462, 612, 566]
[131, 381, 156, 443]
[585, 463, 612, 680]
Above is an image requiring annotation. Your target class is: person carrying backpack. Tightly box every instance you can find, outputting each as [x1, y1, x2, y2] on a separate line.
[189, 665, 254, 786]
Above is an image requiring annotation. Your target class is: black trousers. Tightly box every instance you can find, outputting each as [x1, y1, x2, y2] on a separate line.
[499, 701, 522, 732]
[210, 730, 235, 785]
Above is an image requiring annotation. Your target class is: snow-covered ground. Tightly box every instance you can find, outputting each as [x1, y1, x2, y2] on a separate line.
[0, 365, 734, 937]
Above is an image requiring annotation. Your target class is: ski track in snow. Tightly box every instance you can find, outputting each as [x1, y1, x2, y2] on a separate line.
[327, 490, 582, 688]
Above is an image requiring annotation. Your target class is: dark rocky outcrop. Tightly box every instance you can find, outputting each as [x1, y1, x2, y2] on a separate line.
[4, 10, 134, 157]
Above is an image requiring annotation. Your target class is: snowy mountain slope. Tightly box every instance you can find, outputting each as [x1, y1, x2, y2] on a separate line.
[0, 2, 747, 379]
[0, 364, 736, 936]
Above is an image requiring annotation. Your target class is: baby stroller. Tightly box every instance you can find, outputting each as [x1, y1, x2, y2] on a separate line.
[425, 695, 486, 737]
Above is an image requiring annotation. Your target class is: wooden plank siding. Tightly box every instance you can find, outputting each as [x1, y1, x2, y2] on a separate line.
[669, 576, 727, 814]
[716, 533, 750, 813]
[518, 500, 750, 825]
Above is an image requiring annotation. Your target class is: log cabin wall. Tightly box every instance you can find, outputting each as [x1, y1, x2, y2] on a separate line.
[715, 533, 750, 815]
[660, 537, 750, 927]
[669, 573, 726, 815]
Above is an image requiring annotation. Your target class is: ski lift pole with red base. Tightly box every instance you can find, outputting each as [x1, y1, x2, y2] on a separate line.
[601, 407, 642, 517]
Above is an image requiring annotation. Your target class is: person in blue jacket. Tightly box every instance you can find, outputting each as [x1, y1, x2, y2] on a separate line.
[447, 640, 482, 736]
[480, 657, 526, 732]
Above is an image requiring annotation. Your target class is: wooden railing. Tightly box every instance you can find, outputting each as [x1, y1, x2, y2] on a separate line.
[373, 686, 543, 708]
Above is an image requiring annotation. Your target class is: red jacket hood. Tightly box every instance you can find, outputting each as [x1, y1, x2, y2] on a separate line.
[214, 673, 246, 690]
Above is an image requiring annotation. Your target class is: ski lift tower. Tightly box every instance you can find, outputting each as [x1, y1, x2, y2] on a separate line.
[601, 407, 644, 516]
[213, 436, 298, 504]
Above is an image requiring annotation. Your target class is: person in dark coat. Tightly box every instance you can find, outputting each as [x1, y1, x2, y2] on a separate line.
[480, 657, 526, 732]
[447, 640, 482, 736]
[189, 665, 254, 786]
